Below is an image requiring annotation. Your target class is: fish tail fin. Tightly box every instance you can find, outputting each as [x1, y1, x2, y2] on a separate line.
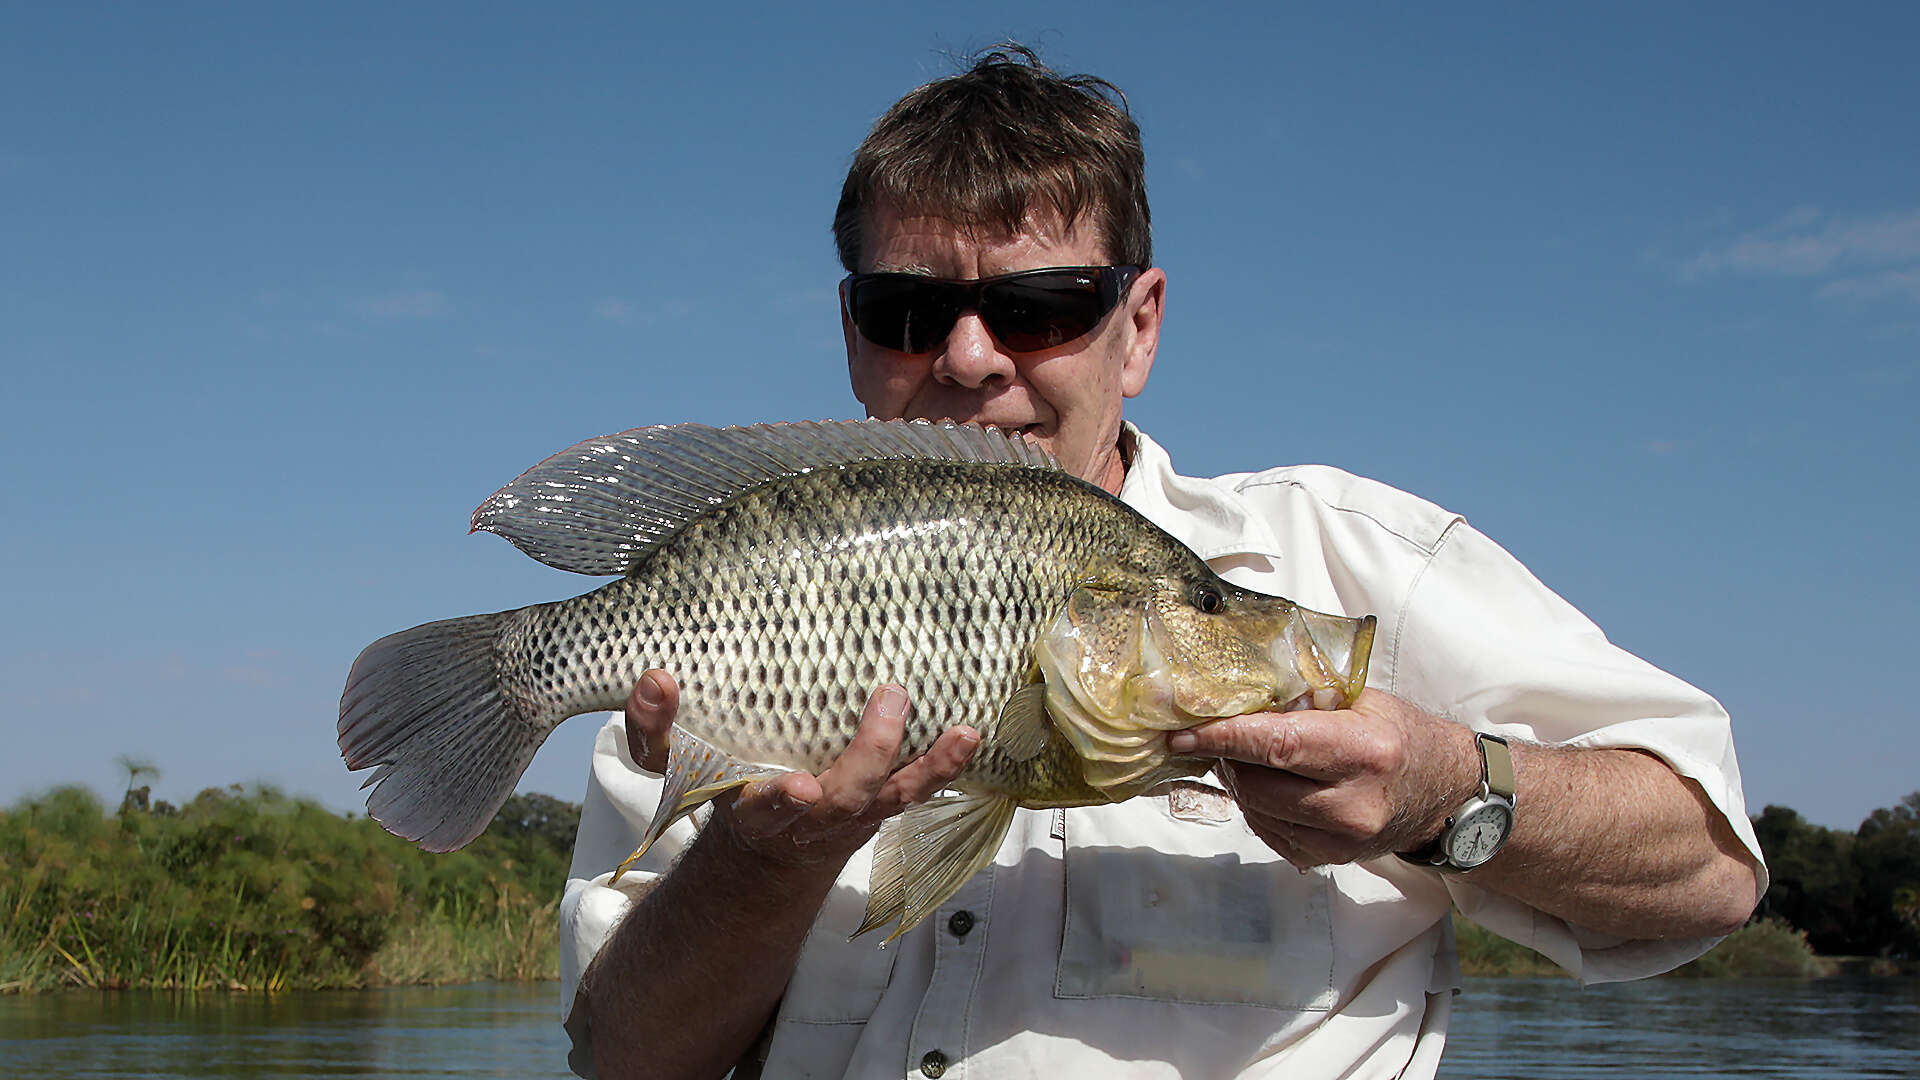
[855, 793, 1018, 943]
[614, 725, 790, 881]
[338, 611, 549, 852]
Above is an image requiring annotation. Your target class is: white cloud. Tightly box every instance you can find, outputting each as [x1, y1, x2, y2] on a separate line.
[1681, 208, 1920, 281]
[594, 298, 637, 323]
[1818, 269, 1920, 304]
[356, 290, 451, 319]
[593, 297, 694, 324]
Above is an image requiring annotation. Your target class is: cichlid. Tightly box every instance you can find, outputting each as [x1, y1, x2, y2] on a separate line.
[339, 420, 1376, 938]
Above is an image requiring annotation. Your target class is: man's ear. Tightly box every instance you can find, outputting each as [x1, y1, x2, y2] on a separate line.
[1120, 267, 1165, 399]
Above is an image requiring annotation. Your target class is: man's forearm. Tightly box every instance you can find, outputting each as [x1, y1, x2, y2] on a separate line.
[1463, 740, 1759, 940]
[579, 825, 845, 1080]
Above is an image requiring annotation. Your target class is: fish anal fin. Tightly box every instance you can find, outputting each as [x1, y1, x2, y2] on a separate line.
[613, 725, 789, 883]
[995, 684, 1052, 762]
[853, 793, 1017, 943]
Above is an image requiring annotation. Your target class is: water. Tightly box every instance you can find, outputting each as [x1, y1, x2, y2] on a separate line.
[1, 978, 1914, 1078]
[1441, 977, 1920, 1079]
[0, 983, 574, 1078]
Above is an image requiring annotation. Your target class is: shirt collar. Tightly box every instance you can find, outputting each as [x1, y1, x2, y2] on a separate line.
[1116, 423, 1288, 564]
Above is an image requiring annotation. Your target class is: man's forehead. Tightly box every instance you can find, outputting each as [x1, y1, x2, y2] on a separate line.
[864, 204, 1108, 273]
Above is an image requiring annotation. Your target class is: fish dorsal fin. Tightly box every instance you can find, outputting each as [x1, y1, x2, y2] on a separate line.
[472, 419, 1062, 576]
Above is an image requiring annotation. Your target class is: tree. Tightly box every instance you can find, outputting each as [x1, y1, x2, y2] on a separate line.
[1752, 803, 1859, 954]
[1853, 792, 1920, 958]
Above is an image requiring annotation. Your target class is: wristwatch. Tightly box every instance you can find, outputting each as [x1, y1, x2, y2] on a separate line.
[1398, 733, 1515, 871]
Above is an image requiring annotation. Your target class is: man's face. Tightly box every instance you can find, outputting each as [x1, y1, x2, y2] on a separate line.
[843, 204, 1165, 494]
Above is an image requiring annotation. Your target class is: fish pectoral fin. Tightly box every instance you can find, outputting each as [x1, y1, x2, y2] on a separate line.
[995, 684, 1052, 762]
[614, 725, 789, 883]
[854, 793, 1017, 944]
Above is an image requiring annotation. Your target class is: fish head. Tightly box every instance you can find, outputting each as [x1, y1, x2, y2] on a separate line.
[1034, 565, 1375, 798]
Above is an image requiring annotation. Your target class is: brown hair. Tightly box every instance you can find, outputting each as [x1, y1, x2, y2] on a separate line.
[833, 44, 1151, 272]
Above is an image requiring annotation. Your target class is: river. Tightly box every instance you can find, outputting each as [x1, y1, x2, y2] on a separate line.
[2, 977, 1914, 1077]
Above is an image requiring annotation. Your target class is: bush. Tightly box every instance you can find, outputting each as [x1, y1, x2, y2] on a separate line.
[1451, 914, 1566, 977]
[0, 784, 576, 992]
[1671, 917, 1826, 978]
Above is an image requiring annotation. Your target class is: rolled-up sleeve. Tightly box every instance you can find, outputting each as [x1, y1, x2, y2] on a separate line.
[1394, 518, 1767, 984]
[558, 715, 697, 1077]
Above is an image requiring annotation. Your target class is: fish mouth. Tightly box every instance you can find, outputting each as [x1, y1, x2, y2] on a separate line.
[1274, 612, 1376, 712]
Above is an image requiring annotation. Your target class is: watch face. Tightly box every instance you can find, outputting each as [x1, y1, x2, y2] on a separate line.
[1445, 802, 1513, 869]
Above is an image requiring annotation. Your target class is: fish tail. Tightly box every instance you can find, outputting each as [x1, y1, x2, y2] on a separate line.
[338, 610, 549, 852]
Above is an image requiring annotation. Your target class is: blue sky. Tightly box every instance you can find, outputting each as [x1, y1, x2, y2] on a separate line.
[3, 4, 1915, 831]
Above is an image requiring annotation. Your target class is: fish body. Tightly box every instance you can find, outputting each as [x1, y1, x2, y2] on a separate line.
[339, 421, 1375, 937]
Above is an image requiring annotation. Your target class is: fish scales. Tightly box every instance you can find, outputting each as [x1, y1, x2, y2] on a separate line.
[498, 459, 1134, 795]
[339, 419, 1377, 937]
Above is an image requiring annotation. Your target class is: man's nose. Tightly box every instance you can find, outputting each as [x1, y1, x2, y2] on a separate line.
[931, 311, 1016, 388]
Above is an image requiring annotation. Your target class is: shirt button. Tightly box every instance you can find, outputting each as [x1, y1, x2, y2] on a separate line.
[947, 910, 975, 938]
[919, 1049, 949, 1077]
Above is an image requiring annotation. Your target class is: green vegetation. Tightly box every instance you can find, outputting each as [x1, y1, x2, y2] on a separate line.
[1, 784, 577, 992]
[1451, 915, 1566, 976]
[5, 774, 1915, 992]
[1455, 790, 1920, 978]
[1754, 793, 1920, 959]
[1669, 918, 1826, 978]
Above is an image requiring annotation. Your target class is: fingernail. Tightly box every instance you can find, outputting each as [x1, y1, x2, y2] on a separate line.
[775, 790, 815, 812]
[636, 676, 664, 708]
[955, 728, 980, 749]
[875, 685, 908, 719]
[1168, 731, 1196, 753]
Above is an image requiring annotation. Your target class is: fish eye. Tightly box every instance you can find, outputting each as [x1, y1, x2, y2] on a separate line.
[1191, 585, 1224, 614]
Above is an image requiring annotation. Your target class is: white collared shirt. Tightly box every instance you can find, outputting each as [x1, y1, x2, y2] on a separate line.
[558, 426, 1764, 1079]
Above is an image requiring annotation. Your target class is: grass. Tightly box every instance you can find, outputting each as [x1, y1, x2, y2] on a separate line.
[1453, 912, 1829, 979]
[0, 780, 1854, 993]
[1, 784, 571, 993]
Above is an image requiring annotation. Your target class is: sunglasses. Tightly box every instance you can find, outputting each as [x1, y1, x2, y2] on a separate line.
[842, 265, 1143, 355]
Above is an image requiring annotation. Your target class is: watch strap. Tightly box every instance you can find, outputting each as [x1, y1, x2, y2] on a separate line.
[1397, 731, 1514, 868]
[1479, 734, 1514, 800]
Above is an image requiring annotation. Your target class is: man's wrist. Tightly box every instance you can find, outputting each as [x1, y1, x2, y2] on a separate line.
[1396, 721, 1487, 858]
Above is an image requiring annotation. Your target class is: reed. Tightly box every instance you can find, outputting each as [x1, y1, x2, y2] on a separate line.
[0, 784, 573, 993]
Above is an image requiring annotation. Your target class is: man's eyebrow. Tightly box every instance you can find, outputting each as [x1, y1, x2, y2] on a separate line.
[871, 262, 938, 276]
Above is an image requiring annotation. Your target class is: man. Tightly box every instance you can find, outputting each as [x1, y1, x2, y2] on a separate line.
[561, 47, 1763, 1079]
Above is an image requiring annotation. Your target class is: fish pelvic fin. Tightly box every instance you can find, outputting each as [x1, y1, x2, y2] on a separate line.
[338, 611, 549, 853]
[615, 725, 791, 883]
[853, 793, 1018, 944]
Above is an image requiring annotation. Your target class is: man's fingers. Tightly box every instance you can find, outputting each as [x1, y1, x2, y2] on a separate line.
[729, 772, 823, 839]
[1168, 712, 1367, 781]
[869, 725, 981, 816]
[623, 670, 678, 773]
[812, 685, 910, 817]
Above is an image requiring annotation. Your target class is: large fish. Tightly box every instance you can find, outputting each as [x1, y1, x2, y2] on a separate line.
[339, 420, 1376, 938]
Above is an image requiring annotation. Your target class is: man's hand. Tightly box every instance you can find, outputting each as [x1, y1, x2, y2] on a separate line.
[1167, 689, 1480, 868]
[623, 670, 982, 868]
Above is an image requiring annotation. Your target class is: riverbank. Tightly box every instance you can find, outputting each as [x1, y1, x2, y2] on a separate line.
[2, 785, 568, 993]
[5, 783, 1903, 993]
[1450, 912, 1898, 978]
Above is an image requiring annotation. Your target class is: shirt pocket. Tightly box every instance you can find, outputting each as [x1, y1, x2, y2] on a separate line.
[1055, 800, 1336, 1010]
[776, 849, 898, 1024]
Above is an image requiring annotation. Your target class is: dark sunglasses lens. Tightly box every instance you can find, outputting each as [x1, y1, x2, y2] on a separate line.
[850, 278, 960, 354]
[983, 274, 1107, 352]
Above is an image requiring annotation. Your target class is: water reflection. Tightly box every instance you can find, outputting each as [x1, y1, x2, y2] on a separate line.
[1441, 977, 1920, 1079]
[0, 982, 573, 1078]
[3, 977, 1915, 1078]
